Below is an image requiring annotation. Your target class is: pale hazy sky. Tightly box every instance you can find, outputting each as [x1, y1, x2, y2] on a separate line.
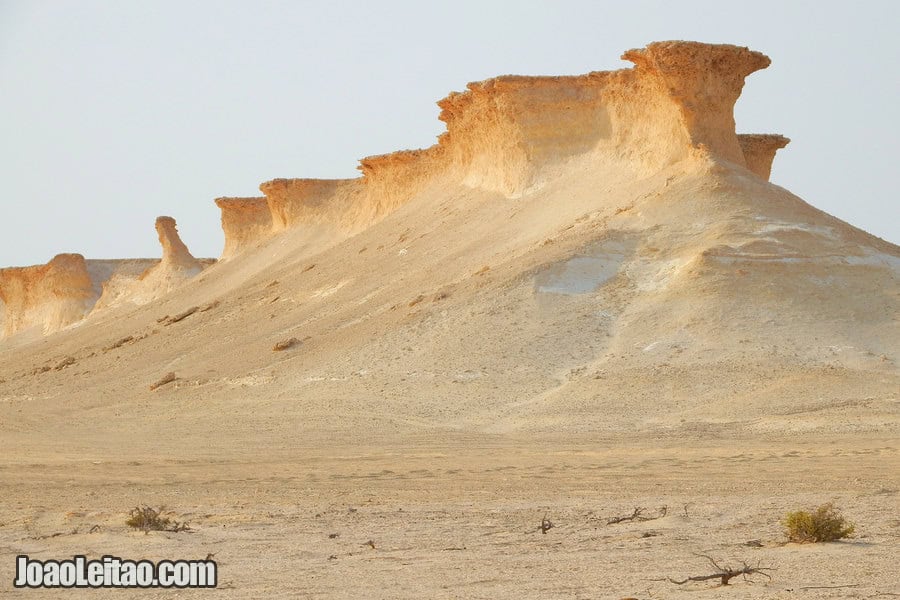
[1, 0, 898, 265]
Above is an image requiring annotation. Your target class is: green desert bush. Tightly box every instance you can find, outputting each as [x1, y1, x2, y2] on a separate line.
[783, 502, 855, 543]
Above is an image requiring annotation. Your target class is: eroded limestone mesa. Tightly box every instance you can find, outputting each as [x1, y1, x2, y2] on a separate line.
[244, 40, 779, 237]
[2, 41, 797, 339]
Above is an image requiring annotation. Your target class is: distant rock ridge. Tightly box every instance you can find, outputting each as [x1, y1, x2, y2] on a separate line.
[0, 253, 94, 338]
[217, 41, 789, 259]
[0, 218, 209, 338]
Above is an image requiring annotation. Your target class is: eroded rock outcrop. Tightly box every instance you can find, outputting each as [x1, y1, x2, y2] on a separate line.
[621, 41, 770, 166]
[3, 41, 794, 337]
[1, 217, 212, 339]
[154, 216, 201, 271]
[230, 41, 777, 248]
[215, 197, 273, 258]
[434, 74, 607, 196]
[0, 253, 95, 337]
[259, 178, 362, 232]
[356, 148, 446, 219]
[93, 217, 204, 309]
[738, 134, 790, 181]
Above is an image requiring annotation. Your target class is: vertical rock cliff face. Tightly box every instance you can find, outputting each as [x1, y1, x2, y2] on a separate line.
[738, 134, 791, 180]
[620, 41, 770, 166]
[0, 253, 95, 337]
[427, 41, 771, 196]
[434, 75, 610, 196]
[215, 197, 273, 259]
[212, 42, 781, 260]
[356, 148, 447, 221]
[258, 178, 362, 231]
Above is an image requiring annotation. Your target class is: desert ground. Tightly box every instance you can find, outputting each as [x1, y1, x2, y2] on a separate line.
[0, 433, 898, 598]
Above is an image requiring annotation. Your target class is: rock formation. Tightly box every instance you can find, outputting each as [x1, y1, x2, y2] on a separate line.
[94, 217, 205, 310]
[621, 41, 770, 166]
[154, 216, 202, 271]
[738, 134, 791, 180]
[216, 40, 778, 254]
[0, 253, 95, 337]
[258, 178, 362, 231]
[3, 40, 866, 348]
[215, 197, 273, 258]
[1, 40, 898, 457]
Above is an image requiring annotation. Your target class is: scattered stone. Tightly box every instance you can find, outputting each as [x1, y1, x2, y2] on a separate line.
[272, 338, 300, 352]
[162, 306, 199, 325]
[54, 356, 76, 371]
[149, 372, 177, 391]
[104, 335, 134, 351]
[200, 300, 220, 312]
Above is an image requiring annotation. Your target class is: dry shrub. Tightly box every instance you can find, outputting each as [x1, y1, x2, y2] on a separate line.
[126, 505, 189, 532]
[783, 502, 854, 543]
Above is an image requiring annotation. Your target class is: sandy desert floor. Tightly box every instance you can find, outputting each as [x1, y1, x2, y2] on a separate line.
[1, 432, 898, 599]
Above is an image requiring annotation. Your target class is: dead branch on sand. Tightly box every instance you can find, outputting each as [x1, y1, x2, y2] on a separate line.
[668, 554, 773, 586]
[540, 514, 554, 534]
[607, 505, 667, 525]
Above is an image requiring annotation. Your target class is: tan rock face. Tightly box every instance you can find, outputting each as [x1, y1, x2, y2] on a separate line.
[0, 253, 95, 337]
[0, 41, 796, 335]
[215, 197, 273, 259]
[356, 148, 444, 219]
[153, 216, 202, 270]
[622, 41, 770, 166]
[738, 134, 791, 180]
[91, 216, 205, 309]
[434, 74, 608, 196]
[245, 40, 776, 239]
[258, 178, 362, 231]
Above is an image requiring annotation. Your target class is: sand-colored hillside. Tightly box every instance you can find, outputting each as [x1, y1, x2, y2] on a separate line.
[0, 41, 897, 598]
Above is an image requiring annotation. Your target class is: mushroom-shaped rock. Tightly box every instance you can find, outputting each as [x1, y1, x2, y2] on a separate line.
[154, 216, 202, 271]
[622, 41, 771, 165]
[92, 217, 206, 310]
[738, 134, 790, 181]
